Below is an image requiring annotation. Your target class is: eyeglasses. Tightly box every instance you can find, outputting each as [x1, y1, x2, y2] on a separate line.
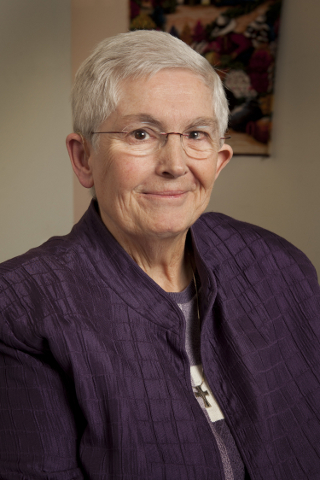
[91, 126, 231, 160]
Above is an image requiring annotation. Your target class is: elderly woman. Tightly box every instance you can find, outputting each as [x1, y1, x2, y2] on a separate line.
[1, 30, 320, 480]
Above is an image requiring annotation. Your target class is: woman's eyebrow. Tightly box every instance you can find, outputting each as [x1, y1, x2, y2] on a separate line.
[185, 117, 218, 130]
[120, 114, 217, 131]
[120, 114, 163, 129]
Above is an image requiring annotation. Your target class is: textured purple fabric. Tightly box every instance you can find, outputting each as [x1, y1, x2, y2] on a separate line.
[1, 200, 320, 479]
[168, 282, 245, 479]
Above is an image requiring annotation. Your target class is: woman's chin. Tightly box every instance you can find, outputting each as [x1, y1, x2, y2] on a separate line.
[142, 217, 193, 239]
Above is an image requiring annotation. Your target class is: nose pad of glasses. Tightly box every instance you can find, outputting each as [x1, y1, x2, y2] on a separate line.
[160, 132, 184, 148]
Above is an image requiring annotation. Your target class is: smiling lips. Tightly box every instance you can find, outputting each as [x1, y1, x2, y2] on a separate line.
[141, 190, 188, 198]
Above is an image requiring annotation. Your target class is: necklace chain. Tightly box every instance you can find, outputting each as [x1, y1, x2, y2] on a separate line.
[191, 269, 211, 408]
[192, 269, 204, 388]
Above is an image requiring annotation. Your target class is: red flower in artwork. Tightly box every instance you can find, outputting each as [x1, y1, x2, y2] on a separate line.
[249, 50, 273, 71]
[193, 21, 205, 43]
[248, 50, 273, 93]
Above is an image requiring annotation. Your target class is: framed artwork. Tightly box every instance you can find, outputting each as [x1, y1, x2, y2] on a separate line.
[130, 0, 283, 156]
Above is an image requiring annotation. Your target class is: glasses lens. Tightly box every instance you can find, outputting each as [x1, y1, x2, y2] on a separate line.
[121, 126, 157, 156]
[182, 132, 216, 159]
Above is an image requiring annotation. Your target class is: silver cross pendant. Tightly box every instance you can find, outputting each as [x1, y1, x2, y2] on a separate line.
[194, 384, 211, 408]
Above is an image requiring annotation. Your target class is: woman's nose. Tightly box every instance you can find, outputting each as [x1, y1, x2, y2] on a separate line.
[155, 133, 188, 178]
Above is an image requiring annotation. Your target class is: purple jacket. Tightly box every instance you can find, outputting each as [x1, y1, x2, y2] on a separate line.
[1, 201, 320, 479]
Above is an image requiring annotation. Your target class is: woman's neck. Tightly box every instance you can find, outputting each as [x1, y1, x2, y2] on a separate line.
[116, 230, 194, 292]
[129, 235, 194, 292]
[99, 206, 195, 292]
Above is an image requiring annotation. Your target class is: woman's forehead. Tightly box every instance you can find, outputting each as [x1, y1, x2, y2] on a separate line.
[118, 68, 212, 100]
[106, 70, 215, 128]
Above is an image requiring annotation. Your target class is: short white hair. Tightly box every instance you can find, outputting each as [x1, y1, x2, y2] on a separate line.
[72, 30, 229, 147]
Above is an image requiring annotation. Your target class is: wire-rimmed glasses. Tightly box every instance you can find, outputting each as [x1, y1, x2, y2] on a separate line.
[91, 126, 231, 160]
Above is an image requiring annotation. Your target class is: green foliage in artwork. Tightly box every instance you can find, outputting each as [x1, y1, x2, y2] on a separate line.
[130, 13, 157, 31]
[216, 54, 244, 72]
[162, 0, 177, 14]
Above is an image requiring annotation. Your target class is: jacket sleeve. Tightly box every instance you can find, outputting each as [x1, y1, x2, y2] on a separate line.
[0, 295, 85, 479]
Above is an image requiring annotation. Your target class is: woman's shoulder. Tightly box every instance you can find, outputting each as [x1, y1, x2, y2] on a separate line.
[0, 228, 117, 356]
[0, 235, 77, 342]
[196, 211, 287, 242]
[0, 232, 80, 293]
[194, 212, 318, 281]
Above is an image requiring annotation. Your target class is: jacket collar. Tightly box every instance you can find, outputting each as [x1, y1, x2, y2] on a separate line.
[71, 200, 218, 333]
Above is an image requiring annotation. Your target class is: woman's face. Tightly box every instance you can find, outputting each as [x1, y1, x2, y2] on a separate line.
[86, 69, 232, 245]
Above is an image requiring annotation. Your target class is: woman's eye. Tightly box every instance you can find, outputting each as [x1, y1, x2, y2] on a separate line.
[188, 131, 206, 140]
[132, 129, 149, 140]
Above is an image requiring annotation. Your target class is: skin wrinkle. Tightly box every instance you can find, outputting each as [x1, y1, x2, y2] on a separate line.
[67, 69, 233, 292]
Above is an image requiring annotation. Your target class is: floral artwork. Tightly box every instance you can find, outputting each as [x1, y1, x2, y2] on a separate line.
[130, 0, 283, 156]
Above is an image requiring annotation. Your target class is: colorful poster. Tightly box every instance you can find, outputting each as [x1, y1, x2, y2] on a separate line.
[130, 0, 283, 156]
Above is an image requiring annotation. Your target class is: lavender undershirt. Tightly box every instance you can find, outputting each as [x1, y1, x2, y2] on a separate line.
[168, 278, 245, 480]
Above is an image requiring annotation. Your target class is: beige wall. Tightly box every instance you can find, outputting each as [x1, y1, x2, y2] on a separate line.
[0, 0, 73, 263]
[71, 0, 129, 222]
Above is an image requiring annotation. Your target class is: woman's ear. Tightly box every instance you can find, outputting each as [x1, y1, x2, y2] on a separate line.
[66, 133, 94, 188]
[215, 143, 233, 180]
